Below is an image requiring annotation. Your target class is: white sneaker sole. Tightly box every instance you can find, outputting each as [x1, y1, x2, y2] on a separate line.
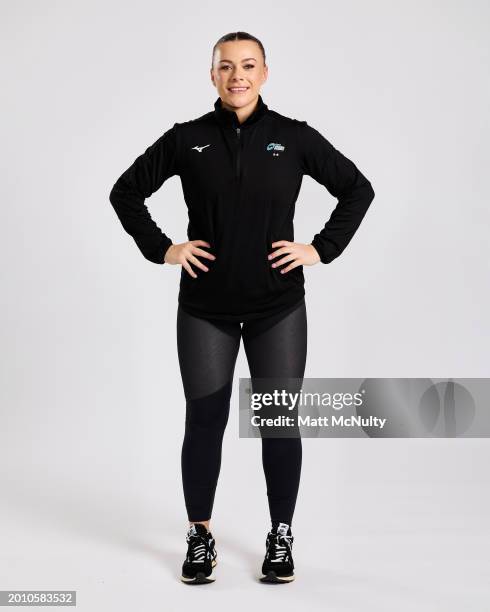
[260, 570, 295, 583]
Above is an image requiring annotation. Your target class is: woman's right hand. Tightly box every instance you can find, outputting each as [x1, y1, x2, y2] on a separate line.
[164, 240, 216, 278]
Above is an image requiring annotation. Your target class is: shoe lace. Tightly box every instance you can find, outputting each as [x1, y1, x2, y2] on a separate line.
[266, 532, 293, 563]
[186, 532, 212, 564]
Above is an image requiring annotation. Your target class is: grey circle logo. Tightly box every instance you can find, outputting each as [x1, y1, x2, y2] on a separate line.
[357, 378, 475, 437]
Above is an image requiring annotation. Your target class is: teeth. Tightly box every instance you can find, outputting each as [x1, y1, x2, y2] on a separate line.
[229, 88, 248, 91]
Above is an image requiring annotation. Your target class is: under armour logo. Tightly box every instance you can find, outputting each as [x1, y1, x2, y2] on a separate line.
[192, 144, 211, 153]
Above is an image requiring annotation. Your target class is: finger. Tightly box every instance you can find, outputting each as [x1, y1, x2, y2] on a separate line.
[280, 260, 301, 274]
[188, 254, 209, 272]
[191, 240, 211, 248]
[182, 261, 197, 278]
[268, 245, 293, 260]
[272, 254, 297, 268]
[192, 247, 216, 260]
[271, 240, 291, 248]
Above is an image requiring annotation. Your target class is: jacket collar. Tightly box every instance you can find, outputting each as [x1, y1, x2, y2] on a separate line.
[213, 93, 269, 129]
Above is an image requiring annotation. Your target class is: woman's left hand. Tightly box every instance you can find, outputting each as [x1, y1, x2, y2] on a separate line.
[268, 241, 321, 273]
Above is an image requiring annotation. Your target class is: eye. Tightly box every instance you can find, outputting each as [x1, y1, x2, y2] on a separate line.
[219, 64, 255, 70]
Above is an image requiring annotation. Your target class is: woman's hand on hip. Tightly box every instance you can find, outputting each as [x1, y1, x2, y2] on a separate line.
[164, 240, 216, 278]
[268, 241, 320, 273]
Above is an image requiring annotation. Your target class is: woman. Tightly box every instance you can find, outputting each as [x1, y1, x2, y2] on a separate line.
[109, 31, 375, 585]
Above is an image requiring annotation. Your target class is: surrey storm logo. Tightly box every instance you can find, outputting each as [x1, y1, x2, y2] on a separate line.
[266, 142, 285, 157]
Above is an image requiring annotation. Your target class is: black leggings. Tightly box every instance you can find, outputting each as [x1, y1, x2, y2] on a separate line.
[177, 298, 307, 526]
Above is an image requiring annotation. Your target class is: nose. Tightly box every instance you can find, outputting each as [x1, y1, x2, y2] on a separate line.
[231, 68, 246, 81]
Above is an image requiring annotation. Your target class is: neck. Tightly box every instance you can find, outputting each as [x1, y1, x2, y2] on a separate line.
[221, 95, 259, 125]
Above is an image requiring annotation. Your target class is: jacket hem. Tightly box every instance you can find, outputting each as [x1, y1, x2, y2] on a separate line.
[177, 288, 305, 322]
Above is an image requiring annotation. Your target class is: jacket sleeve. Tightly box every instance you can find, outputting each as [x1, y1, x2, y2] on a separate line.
[109, 123, 180, 264]
[298, 121, 375, 264]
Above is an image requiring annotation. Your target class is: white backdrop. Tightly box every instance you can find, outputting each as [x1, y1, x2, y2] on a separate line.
[1, 1, 489, 610]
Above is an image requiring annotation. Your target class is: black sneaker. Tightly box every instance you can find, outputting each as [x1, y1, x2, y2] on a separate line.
[260, 522, 295, 583]
[181, 523, 217, 584]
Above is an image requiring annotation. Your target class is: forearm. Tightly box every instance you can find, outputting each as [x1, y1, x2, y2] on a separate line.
[109, 174, 173, 264]
[311, 172, 375, 264]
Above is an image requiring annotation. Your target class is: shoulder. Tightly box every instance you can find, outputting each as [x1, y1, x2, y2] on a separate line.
[266, 109, 328, 144]
[171, 112, 218, 152]
[267, 110, 333, 158]
[267, 108, 306, 129]
[267, 108, 324, 132]
[174, 111, 215, 133]
[154, 112, 215, 156]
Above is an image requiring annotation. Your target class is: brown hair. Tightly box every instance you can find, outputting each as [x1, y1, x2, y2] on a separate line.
[211, 31, 266, 68]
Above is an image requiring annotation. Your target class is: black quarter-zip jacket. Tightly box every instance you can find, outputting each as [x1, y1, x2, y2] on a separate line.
[109, 95, 375, 322]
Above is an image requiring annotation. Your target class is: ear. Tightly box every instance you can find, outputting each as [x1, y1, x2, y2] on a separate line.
[262, 64, 269, 85]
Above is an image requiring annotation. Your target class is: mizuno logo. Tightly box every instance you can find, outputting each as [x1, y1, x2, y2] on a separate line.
[192, 144, 211, 153]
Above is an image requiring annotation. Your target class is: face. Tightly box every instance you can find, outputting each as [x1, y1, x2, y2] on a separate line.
[211, 40, 268, 109]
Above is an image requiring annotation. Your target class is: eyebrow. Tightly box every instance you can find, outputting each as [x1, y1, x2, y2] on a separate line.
[219, 58, 257, 63]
